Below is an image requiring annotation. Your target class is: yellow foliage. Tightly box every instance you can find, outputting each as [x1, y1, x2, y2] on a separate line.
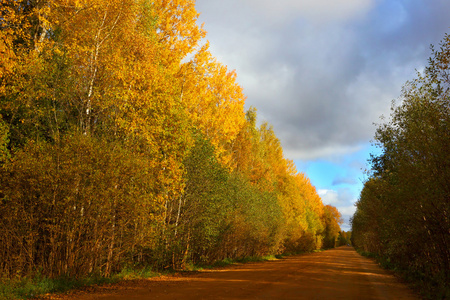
[181, 42, 246, 168]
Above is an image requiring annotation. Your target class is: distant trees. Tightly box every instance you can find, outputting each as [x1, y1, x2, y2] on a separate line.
[322, 205, 343, 249]
[352, 34, 450, 297]
[0, 0, 341, 281]
[337, 231, 351, 246]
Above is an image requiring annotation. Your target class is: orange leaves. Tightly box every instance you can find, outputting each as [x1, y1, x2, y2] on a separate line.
[152, 0, 206, 60]
[0, 0, 29, 45]
[0, 31, 15, 81]
[180, 42, 246, 167]
[0, 1, 18, 80]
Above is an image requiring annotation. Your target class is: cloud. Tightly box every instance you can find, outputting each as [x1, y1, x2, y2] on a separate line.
[339, 205, 357, 217]
[318, 189, 339, 205]
[332, 176, 358, 186]
[195, 0, 450, 161]
[246, 0, 375, 23]
[338, 205, 358, 231]
[318, 188, 354, 206]
[317, 188, 358, 231]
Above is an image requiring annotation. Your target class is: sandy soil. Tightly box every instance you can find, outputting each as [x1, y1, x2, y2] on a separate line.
[42, 246, 419, 300]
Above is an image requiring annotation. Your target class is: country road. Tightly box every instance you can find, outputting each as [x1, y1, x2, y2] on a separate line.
[45, 246, 419, 300]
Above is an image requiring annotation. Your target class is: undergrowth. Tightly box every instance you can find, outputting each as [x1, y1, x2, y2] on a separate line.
[183, 254, 281, 272]
[355, 249, 449, 300]
[0, 266, 161, 300]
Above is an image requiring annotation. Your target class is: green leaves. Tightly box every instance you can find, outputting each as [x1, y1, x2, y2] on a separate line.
[0, 116, 9, 162]
[352, 33, 450, 298]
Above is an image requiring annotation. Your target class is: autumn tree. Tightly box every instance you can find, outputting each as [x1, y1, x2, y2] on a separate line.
[180, 43, 246, 167]
[338, 231, 351, 246]
[0, 0, 341, 289]
[322, 205, 343, 249]
[229, 108, 331, 253]
[0, 0, 205, 278]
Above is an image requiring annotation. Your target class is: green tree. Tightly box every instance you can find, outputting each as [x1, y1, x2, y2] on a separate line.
[352, 33, 450, 298]
[0, 116, 9, 162]
[322, 205, 343, 249]
[164, 133, 231, 268]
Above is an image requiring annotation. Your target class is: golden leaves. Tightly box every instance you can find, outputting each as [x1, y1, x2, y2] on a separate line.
[153, 0, 206, 55]
[180, 43, 246, 167]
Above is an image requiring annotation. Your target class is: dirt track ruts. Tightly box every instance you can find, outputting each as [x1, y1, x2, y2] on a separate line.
[43, 246, 419, 300]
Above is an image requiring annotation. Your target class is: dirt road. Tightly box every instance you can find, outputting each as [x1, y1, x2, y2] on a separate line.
[47, 246, 419, 299]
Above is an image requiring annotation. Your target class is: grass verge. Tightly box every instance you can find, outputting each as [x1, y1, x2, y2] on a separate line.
[355, 249, 449, 300]
[183, 254, 281, 272]
[0, 267, 161, 300]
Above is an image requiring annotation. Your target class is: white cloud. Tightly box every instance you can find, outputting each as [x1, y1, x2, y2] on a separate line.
[339, 205, 358, 231]
[318, 188, 358, 231]
[318, 189, 339, 205]
[338, 205, 357, 217]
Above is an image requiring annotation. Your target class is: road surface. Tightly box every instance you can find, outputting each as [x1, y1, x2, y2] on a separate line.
[45, 246, 419, 299]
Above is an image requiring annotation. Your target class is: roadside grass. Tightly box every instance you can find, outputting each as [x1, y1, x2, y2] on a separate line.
[0, 267, 161, 300]
[356, 249, 449, 300]
[0, 275, 111, 300]
[186, 248, 328, 272]
[183, 254, 281, 272]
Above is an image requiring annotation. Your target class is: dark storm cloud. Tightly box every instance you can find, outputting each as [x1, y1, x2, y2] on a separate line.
[195, 0, 450, 160]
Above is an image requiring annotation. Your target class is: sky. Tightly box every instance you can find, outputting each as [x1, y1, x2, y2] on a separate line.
[194, 0, 450, 231]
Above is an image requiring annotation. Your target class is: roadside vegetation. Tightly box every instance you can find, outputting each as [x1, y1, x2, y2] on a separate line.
[1, 251, 307, 300]
[351, 34, 450, 299]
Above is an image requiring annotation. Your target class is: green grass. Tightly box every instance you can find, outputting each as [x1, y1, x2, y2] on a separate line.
[235, 255, 278, 263]
[0, 275, 102, 300]
[183, 254, 281, 272]
[0, 267, 161, 300]
[354, 248, 449, 300]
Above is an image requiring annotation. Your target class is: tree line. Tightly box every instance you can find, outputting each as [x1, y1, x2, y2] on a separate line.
[351, 34, 450, 298]
[0, 0, 342, 280]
